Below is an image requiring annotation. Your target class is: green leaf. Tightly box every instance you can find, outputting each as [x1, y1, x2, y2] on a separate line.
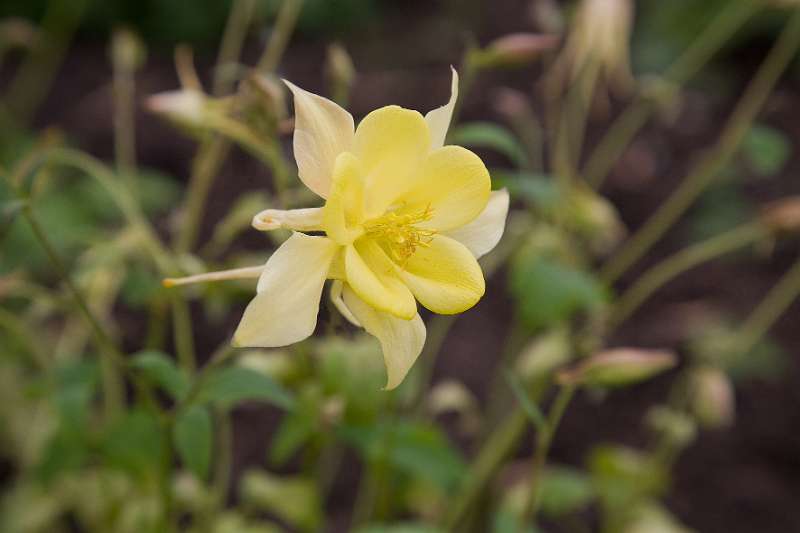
[356, 525, 445, 533]
[173, 404, 212, 481]
[102, 408, 163, 478]
[503, 369, 546, 431]
[491, 171, 561, 210]
[340, 421, 466, 490]
[742, 124, 791, 177]
[240, 471, 321, 531]
[509, 252, 608, 331]
[450, 122, 529, 168]
[195, 366, 294, 410]
[130, 350, 189, 400]
[134, 170, 182, 215]
[538, 465, 595, 517]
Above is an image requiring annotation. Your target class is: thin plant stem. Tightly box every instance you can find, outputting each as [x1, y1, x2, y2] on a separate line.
[256, 0, 305, 74]
[2, 0, 88, 125]
[170, 293, 196, 374]
[601, 10, 800, 284]
[521, 384, 577, 523]
[111, 30, 138, 181]
[443, 408, 529, 530]
[737, 258, 800, 356]
[213, 0, 256, 96]
[212, 409, 233, 512]
[612, 222, 765, 327]
[20, 201, 127, 416]
[584, 0, 760, 188]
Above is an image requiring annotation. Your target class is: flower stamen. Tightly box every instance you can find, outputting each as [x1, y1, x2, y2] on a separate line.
[365, 205, 436, 264]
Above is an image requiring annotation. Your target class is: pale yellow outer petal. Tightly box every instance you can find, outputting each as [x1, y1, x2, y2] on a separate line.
[353, 105, 431, 218]
[342, 285, 426, 390]
[252, 207, 324, 232]
[424, 67, 459, 151]
[399, 234, 485, 314]
[330, 279, 361, 327]
[400, 145, 491, 232]
[233, 233, 337, 347]
[345, 239, 417, 320]
[443, 189, 509, 258]
[285, 80, 355, 198]
[322, 152, 366, 245]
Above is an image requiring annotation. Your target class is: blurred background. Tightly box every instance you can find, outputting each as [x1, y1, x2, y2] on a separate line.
[1, 1, 800, 532]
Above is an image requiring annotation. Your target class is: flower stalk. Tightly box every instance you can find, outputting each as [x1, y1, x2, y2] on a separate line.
[601, 8, 800, 283]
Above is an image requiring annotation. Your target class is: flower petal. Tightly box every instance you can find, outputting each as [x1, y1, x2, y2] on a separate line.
[425, 67, 459, 151]
[252, 207, 324, 232]
[233, 233, 338, 347]
[399, 234, 485, 314]
[342, 285, 426, 390]
[284, 80, 355, 198]
[345, 239, 417, 320]
[443, 188, 509, 258]
[330, 279, 361, 327]
[323, 152, 366, 245]
[353, 105, 431, 218]
[400, 145, 491, 232]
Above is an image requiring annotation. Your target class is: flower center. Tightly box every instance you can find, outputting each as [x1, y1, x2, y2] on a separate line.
[364, 205, 436, 264]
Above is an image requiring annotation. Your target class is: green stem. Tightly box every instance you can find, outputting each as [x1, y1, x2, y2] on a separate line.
[111, 31, 138, 182]
[584, 0, 760, 189]
[737, 257, 800, 356]
[2, 0, 88, 125]
[444, 408, 529, 530]
[521, 384, 577, 523]
[20, 202, 127, 415]
[612, 222, 765, 327]
[170, 293, 196, 374]
[256, 0, 305, 74]
[213, 0, 256, 96]
[601, 9, 800, 284]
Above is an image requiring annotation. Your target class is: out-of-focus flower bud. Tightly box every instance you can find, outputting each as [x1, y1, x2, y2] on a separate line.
[474, 33, 560, 68]
[240, 471, 321, 531]
[145, 89, 209, 129]
[110, 28, 145, 72]
[326, 42, 356, 105]
[558, 0, 635, 95]
[241, 73, 287, 125]
[566, 184, 627, 255]
[493, 88, 534, 121]
[623, 502, 695, 533]
[426, 380, 481, 434]
[528, 0, 565, 34]
[515, 327, 572, 381]
[237, 349, 297, 383]
[559, 348, 677, 388]
[760, 196, 800, 234]
[688, 366, 735, 429]
[0, 17, 40, 49]
[320, 395, 345, 428]
[646, 406, 697, 449]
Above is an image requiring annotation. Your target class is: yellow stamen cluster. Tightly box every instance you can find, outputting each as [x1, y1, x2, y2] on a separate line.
[365, 206, 436, 264]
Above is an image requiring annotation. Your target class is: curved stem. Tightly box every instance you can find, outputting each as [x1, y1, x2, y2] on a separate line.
[213, 0, 256, 96]
[738, 257, 800, 356]
[444, 408, 528, 530]
[256, 0, 305, 74]
[601, 9, 800, 284]
[521, 384, 577, 523]
[612, 222, 765, 327]
[584, 1, 760, 189]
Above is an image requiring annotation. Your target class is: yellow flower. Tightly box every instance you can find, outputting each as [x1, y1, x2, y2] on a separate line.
[166, 69, 509, 389]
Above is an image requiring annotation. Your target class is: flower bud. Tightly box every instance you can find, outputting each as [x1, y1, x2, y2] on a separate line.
[325, 42, 356, 105]
[110, 27, 145, 72]
[688, 366, 735, 429]
[566, 183, 626, 255]
[426, 380, 481, 434]
[475, 33, 560, 68]
[145, 89, 209, 129]
[0, 17, 39, 49]
[515, 327, 572, 381]
[760, 196, 800, 233]
[646, 406, 697, 448]
[558, 348, 677, 388]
